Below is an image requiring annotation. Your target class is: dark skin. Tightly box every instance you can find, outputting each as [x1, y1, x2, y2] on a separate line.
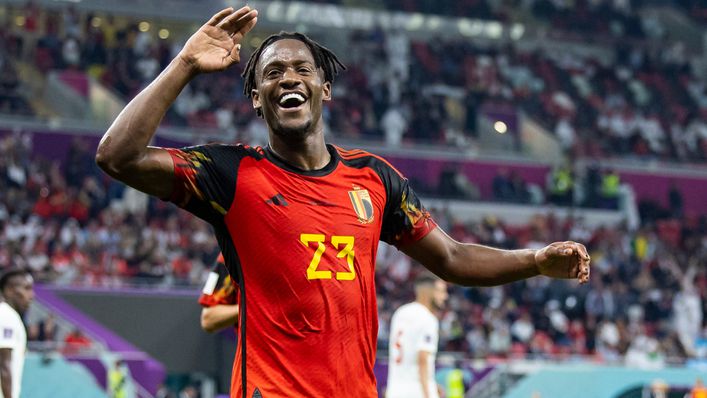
[96, 7, 590, 289]
[0, 273, 34, 398]
[0, 348, 10, 398]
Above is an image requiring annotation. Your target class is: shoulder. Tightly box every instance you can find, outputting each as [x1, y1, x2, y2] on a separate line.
[0, 303, 20, 325]
[333, 145, 404, 178]
[174, 143, 266, 160]
[409, 303, 436, 324]
[393, 302, 418, 318]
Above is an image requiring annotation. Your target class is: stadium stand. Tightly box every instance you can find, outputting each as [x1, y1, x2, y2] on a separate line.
[2, 2, 705, 161]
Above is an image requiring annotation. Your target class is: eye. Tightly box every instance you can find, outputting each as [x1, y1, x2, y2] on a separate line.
[265, 69, 281, 79]
[297, 66, 313, 74]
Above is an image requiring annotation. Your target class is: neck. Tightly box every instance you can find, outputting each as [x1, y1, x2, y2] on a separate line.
[268, 128, 330, 171]
[416, 298, 435, 314]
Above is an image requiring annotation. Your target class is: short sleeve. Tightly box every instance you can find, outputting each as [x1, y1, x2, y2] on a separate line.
[376, 161, 437, 247]
[0, 320, 17, 349]
[166, 144, 244, 223]
[415, 318, 438, 353]
[199, 258, 239, 307]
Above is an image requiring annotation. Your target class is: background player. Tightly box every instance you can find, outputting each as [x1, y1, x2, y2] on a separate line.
[95, 6, 590, 397]
[199, 253, 239, 333]
[0, 268, 34, 398]
[386, 274, 448, 398]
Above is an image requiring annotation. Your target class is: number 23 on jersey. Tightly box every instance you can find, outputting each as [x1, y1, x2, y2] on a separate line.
[300, 234, 356, 281]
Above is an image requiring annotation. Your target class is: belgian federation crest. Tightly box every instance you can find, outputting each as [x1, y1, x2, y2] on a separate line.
[348, 187, 374, 224]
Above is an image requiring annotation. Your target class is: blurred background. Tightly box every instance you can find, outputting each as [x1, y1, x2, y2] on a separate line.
[0, 0, 705, 397]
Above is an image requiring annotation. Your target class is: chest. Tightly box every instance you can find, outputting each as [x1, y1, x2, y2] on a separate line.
[233, 161, 385, 237]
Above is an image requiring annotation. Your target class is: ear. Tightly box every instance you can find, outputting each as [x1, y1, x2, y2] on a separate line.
[322, 81, 332, 102]
[251, 89, 263, 117]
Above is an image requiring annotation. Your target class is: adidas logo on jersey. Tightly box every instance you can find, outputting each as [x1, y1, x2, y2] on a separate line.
[265, 193, 288, 207]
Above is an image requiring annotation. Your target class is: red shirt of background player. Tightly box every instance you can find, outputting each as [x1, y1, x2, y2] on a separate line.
[198, 253, 239, 333]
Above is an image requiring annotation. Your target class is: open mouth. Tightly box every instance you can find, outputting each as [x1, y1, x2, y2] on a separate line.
[278, 92, 307, 110]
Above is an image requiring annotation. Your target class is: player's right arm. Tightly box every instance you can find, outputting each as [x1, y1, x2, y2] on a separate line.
[199, 258, 239, 333]
[95, 7, 257, 198]
[0, 348, 12, 398]
[201, 305, 239, 333]
[417, 350, 432, 398]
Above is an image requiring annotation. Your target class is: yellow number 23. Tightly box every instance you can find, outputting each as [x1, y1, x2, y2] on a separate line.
[299, 234, 356, 281]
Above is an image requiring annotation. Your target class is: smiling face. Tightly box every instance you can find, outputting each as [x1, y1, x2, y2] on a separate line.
[251, 39, 331, 140]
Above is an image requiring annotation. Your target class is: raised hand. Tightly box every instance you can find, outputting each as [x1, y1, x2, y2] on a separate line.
[178, 6, 258, 74]
[535, 241, 591, 283]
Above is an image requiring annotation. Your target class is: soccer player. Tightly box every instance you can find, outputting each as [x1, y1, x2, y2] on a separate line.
[95, 6, 591, 397]
[386, 274, 448, 398]
[0, 268, 34, 398]
[199, 253, 239, 333]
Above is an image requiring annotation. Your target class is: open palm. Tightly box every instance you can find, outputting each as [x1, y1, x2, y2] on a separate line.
[179, 6, 258, 73]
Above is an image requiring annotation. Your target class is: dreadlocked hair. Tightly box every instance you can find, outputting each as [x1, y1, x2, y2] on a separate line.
[241, 32, 346, 117]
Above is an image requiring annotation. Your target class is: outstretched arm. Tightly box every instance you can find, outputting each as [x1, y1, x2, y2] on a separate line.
[402, 227, 590, 286]
[95, 7, 258, 198]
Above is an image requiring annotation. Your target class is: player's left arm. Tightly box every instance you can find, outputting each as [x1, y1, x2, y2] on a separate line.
[200, 304, 239, 333]
[0, 348, 12, 398]
[402, 227, 590, 286]
[417, 350, 433, 398]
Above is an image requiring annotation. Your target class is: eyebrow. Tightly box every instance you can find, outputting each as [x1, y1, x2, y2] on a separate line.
[262, 58, 316, 71]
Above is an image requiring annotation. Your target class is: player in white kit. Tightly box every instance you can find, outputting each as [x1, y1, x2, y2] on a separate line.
[386, 274, 448, 398]
[0, 269, 34, 398]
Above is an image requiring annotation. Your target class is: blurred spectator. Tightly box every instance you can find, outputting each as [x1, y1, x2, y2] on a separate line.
[689, 378, 707, 398]
[546, 164, 574, 206]
[438, 166, 480, 200]
[492, 168, 514, 202]
[600, 169, 621, 209]
[63, 327, 92, 354]
[668, 182, 684, 218]
[28, 313, 58, 344]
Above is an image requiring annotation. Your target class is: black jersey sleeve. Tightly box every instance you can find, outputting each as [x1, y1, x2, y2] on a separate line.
[374, 158, 437, 248]
[166, 144, 244, 224]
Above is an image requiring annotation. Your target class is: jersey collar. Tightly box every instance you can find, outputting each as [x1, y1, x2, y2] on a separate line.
[264, 144, 339, 177]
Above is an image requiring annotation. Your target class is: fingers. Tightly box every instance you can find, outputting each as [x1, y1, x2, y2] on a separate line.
[577, 243, 591, 283]
[238, 14, 258, 38]
[573, 242, 590, 284]
[553, 241, 576, 256]
[551, 241, 591, 284]
[207, 7, 235, 26]
[218, 8, 258, 34]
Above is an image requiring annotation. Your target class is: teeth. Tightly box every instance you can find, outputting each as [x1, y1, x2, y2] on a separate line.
[279, 93, 305, 105]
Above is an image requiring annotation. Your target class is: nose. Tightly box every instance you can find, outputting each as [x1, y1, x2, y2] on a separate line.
[279, 67, 301, 88]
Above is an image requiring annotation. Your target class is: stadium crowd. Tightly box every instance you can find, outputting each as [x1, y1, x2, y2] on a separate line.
[2, 2, 706, 162]
[316, 0, 706, 32]
[377, 209, 707, 365]
[0, 131, 704, 365]
[0, 134, 220, 287]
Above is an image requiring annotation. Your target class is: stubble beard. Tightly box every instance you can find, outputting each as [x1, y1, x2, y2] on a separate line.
[272, 118, 314, 143]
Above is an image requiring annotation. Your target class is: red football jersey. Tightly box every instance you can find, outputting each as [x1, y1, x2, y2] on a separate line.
[168, 144, 436, 398]
[199, 253, 239, 310]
